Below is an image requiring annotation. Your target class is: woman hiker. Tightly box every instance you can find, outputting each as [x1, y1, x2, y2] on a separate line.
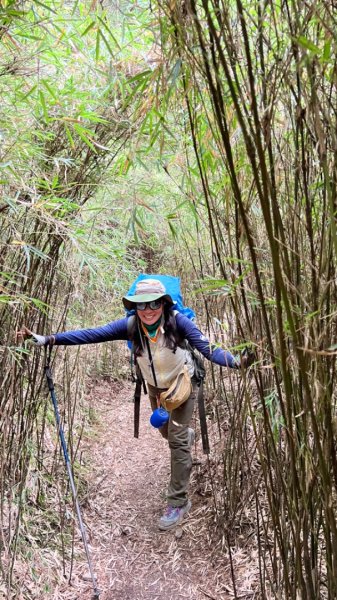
[17, 278, 252, 531]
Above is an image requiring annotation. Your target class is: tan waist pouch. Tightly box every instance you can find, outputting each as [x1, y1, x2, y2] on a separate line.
[160, 365, 192, 412]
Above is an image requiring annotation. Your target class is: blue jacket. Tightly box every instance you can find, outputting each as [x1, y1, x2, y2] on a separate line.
[53, 313, 237, 368]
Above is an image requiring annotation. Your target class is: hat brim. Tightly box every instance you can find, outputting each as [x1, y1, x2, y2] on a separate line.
[122, 292, 174, 311]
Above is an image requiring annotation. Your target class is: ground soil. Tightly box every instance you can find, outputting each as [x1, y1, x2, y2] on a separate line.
[55, 379, 257, 600]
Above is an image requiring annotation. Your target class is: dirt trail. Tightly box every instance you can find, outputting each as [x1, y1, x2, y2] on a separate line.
[62, 380, 235, 600]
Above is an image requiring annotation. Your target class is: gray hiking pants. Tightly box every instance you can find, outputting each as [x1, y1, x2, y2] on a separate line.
[148, 382, 197, 508]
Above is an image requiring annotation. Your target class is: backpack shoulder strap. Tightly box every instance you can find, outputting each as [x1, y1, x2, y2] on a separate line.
[127, 314, 136, 339]
[127, 314, 147, 439]
[127, 315, 137, 380]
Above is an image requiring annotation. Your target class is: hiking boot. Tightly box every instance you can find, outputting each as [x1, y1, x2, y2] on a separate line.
[158, 500, 192, 531]
[188, 427, 195, 449]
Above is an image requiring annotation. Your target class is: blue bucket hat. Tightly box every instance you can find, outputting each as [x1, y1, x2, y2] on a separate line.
[122, 278, 174, 311]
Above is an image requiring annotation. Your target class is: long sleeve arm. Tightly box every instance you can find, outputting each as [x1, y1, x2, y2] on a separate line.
[176, 313, 238, 368]
[52, 317, 129, 346]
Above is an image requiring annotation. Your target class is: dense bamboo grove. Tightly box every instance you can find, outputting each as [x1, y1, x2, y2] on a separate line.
[1, 0, 337, 598]
[0, 2, 146, 594]
[157, 1, 337, 597]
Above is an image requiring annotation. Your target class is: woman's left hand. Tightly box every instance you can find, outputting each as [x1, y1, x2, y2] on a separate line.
[235, 348, 256, 368]
[241, 348, 256, 368]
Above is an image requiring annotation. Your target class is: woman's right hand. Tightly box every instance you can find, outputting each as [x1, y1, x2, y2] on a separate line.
[16, 326, 48, 346]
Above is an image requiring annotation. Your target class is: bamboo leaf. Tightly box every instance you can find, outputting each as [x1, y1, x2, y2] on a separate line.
[98, 28, 114, 57]
[41, 79, 57, 100]
[297, 36, 320, 55]
[81, 20, 96, 37]
[32, 0, 57, 14]
[168, 220, 177, 239]
[97, 15, 121, 50]
[95, 29, 100, 60]
[78, 111, 109, 124]
[128, 70, 152, 84]
[0, 295, 14, 303]
[20, 84, 37, 101]
[38, 90, 49, 121]
[64, 124, 75, 149]
[73, 123, 97, 152]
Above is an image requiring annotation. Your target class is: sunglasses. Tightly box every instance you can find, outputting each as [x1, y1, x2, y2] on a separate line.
[136, 299, 163, 311]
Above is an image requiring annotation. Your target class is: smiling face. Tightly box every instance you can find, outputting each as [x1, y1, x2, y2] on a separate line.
[136, 302, 164, 326]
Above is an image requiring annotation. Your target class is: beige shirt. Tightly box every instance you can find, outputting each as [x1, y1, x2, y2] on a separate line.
[137, 331, 194, 389]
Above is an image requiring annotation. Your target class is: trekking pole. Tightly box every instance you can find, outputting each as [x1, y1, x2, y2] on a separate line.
[44, 346, 100, 599]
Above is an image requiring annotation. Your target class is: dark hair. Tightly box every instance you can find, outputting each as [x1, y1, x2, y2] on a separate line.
[129, 303, 184, 357]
